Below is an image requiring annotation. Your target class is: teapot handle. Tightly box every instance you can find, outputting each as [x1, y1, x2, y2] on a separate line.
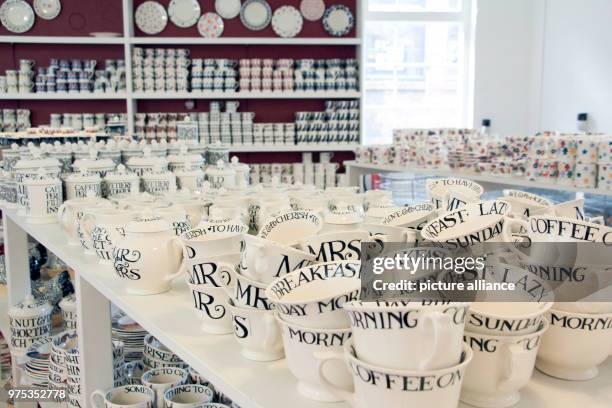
[164, 237, 186, 284]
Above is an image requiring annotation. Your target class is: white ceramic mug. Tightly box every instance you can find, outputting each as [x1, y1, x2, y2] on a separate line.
[141, 368, 189, 408]
[381, 202, 436, 230]
[185, 275, 232, 334]
[316, 339, 473, 408]
[462, 320, 549, 408]
[343, 300, 469, 370]
[84, 208, 138, 264]
[222, 271, 271, 310]
[181, 227, 244, 260]
[427, 178, 484, 210]
[91, 385, 155, 408]
[277, 315, 353, 402]
[239, 234, 316, 284]
[163, 385, 215, 408]
[266, 261, 361, 329]
[257, 210, 323, 246]
[536, 308, 612, 381]
[227, 299, 284, 361]
[421, 200, 511, 246]
[184, 252, 238, 288]
[466, 302, 552, 336]
[298, 230, 369, 263]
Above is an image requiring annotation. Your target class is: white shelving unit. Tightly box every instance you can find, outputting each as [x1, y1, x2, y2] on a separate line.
[0, 0, 364, 153]
[229, 144, 358, 153]
[344, 160, 612, 197]
[2, 207, 612, 408]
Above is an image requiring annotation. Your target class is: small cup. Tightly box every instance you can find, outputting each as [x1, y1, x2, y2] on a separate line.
[91, 385, 155, 408]
[163, 385, 215, 408]
[141, 367, 189, 408]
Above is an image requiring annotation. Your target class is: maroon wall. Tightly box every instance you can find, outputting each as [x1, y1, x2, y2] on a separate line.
[0, 0, 357, 163]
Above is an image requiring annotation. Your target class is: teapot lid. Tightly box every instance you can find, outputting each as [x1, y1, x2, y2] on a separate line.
[14, 149, 61, 170]
[230, 156, 250, 171]
[24, 168, 59, 184]
[125, 215, 171, 233]
[73, 150, 115, 170]
[167, 144, 204, 164]
[65, 169, 101, 182]
[104, 164, 139, 181]
[9, 294, 53, 318]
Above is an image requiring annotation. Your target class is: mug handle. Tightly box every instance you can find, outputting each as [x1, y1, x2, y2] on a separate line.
[498, 343, 531, 391]
[261, 312, 281, 350]
[588, 216, 604, 225]
[90, 390, 106, 408]
[419, 311, 452, 370]
[315, 351, 357, 406]
[164, 237, 187, 284]
[216, 261, 237, 287]
[501, 218, 532, 260]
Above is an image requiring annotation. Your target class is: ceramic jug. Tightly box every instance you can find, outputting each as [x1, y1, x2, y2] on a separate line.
[112, 215, 184, 295]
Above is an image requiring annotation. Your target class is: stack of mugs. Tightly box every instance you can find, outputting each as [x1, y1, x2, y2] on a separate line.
[190, 58, 238, 92]
[252, 122, 294, 145]
[142, 334, 187, 372]
[294, 58, 359, 92]
[1, 108, 31, 132]
[49, 112, 116, 130]
[238, 58, 294, 92]
[134, 112, 180, 140]
[28, 59, 125, 94]
[113, 340, 127, 386]
[180, 221, 245, 335]
[0, 59, 36, 93]
[295, 100, 360, 145]
[64, 343, 83, 407]
[461, 296, 551, 407]
[48, 330, 78, 392]
[132, 48, 190, 93]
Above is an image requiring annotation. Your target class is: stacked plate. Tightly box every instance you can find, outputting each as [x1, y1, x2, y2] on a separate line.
[25, 337, 52, 387]
[142, 334, 187, 371]
[112, 313, 148, 362]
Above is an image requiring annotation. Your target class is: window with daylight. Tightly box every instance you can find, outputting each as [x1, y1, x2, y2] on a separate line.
[364, 0, 474, 144]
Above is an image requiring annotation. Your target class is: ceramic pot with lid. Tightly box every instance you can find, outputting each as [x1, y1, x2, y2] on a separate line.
[104, 164, 141, 197]
[84, 207, 139, 264]
[167, 144, 204, 172]
[2, 143, 23, 172]
[230, 156, 250, 188]
[13, 148, 61, 214]
[205, 141, 229, 165]
[112, 215, 184, 295]
[72, 149, 116, 178]
[153, 204, 192, 236]
[64, 170, 102, 200]
[142, 165, 177, 196]
[174, 164, 205, 191]
[121, 140, 143, 164]
[23, 168, 63, 224]
[47, 141, 74, 175]
[8, 294, 53, 351]
[204, 160, 236, 190]
[177, 117, 199, 143]
[96, 140, 122, 165]
[57, 193, 111, 246]
[126, 147, 168, 176]
[187, 140, 207, 157]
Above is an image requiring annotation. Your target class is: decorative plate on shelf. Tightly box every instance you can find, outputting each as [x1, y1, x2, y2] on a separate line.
[300, 0, 325, 22]
[240, 0, 272, 31]
[198, 12, 224, 38]
[272, 5, 303, 38]
[33, 0, 61, 20]
[168, 0, 201, 28]
[135, 1, 168, 35]
[322, 4, 354, 37]
[0, 0, 35, 33]
[215, 0, 241, 20]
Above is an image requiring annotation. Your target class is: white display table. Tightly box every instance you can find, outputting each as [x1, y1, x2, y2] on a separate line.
[1, 207, 611, 408]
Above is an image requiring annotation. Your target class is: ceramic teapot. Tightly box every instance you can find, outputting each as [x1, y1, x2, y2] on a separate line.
[112, 215, 184, 295]
[83, 207, 139, 264]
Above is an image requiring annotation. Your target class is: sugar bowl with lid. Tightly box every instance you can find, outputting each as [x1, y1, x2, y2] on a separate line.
[72, 150, 116, 177]
[9, 294, 53, 351]
[23, 168, 63, 224]
[112, 215, 185, 295]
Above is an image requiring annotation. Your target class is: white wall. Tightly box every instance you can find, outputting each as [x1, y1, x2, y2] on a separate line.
[473, 0, 612, 135]
[472, 0, 542, 136]
[538, 0, 612, 133]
